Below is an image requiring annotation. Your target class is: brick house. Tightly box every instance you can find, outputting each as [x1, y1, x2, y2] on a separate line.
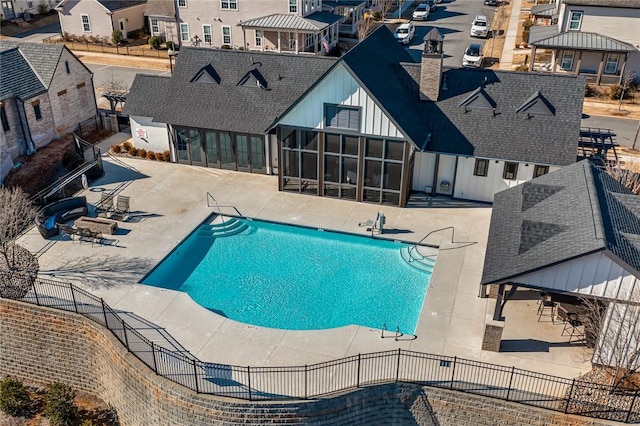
[0, 41, 96, 182]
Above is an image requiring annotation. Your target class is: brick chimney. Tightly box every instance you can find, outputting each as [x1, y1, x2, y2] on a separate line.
[420, 28, 445, 102]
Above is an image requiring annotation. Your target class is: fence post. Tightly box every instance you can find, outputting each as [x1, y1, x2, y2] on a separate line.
[357, 354, 361, 388]
[450, 356, 457, 389]
[506, 366, 515, 401]
[626, 388, 639, 423]
[31, 279, 40, 306]
[100, 298, 108, 327]
[121, 318, 129, 350]
[396, 348, 401, 383]
[247, 366, 252, 401]
[564, 378, 576, 413]
[151, 342, 158, 374]
[192, 359, 200, 393]
[70, 284, 78, 313]
[304, 365, 308, 399]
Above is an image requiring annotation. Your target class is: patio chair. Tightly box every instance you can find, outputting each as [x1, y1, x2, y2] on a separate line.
[537, 293, 556, 323]
[111, 195, 130, 221]
[562, 313, 585, 343]
[97, 192, 115, 217]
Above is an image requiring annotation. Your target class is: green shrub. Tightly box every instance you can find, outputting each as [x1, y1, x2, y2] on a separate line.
[122, 141, 132, 152]
[515, 65, 529, 72]
[0, 377, 31, 416]
[220, 44, 231, 49]
[81, 420, 97, 426]
[609, 84, 623, 100]
[111, 29, 123, 45]
[166, 40, 174, 51]
[44, 382, 77, 426]
[131, 147, 139, 157]
[162, 150, 171, 162]
[138, 148, 147, 158]
[38, 2, 49, 14]
[146, 150, 156, 160]
[148, 35, 161, 50]
[111, 144, 122, 153]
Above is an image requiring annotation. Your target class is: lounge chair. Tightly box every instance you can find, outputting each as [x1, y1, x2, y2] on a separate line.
[111, 195, 130, 221]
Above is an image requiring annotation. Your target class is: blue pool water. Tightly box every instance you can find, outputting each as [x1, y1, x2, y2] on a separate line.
[143, 218, 434, 333]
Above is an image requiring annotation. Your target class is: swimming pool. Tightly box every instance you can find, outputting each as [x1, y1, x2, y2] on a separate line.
[143, 217, 435, 333]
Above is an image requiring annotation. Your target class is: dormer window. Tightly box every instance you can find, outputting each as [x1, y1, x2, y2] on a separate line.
[568, 11, 582, 30]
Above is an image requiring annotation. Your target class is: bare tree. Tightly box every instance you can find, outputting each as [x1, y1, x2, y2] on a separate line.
[357, 13, 379, 41]
[581, 295, 640, 391]
[618, 71, 637, 111]
[0, 187, 39, 299]
[605, 161, 640, 195]
[376, 0, 395, 21]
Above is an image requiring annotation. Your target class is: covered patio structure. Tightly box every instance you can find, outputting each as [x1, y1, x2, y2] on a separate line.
[239, 12, 343, 54]
[481, 160, 640, 369]
[529, 28, 635, 85]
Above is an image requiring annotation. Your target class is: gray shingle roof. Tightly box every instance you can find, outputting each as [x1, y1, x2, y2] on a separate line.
[240, 12, 343, 31]
[563, 0, 640, 7]
[482, 160, 640, 285]
[532, 31, 635, 52]
[0, 40, 65, 88]
[399, 64, 584, 165]
[97, 0, 146, 12]
[144, 0, 175, 17]
[529, 25, 560, 44]
[120, 74, 170, 118]
[531, 3, 556, 15]
[123, 48, 337, 134]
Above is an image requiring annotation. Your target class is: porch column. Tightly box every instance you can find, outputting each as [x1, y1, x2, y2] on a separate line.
[314, 33, 318, 54]
[575, 51, 582, 75]
[552, 50, 558, 73]
[618, 52, 629, 84]
[277, 30, 281, 52]
[596, 52, 606, 85]
[295, 30, 299, 54]
[529, 45, 537, 71]
[242, 27, 247, 50]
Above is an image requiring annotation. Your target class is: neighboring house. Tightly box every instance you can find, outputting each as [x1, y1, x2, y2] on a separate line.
[0, 40, 96, 182]
[529, 0, 640, 85]
[145, 0, 345, 53]
[323, 0, 367, 37]
[56, 0, 147, 41]
[124, 26, 584, 206]
[3, 0, 56, 18]
[481, 160, 640, 367]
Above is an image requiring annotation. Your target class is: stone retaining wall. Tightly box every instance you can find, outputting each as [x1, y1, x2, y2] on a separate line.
[0, 299, 621, 425]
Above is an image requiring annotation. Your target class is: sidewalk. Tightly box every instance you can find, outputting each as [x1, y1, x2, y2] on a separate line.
[72, 50, 171, 70]
[499, 0, 523, 70]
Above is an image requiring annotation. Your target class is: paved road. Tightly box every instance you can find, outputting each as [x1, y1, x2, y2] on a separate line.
[86, 63, 169, 90]
[11, 21, 60, 42]
[582, 114, 640, 148]
[402, 0, 499, 67]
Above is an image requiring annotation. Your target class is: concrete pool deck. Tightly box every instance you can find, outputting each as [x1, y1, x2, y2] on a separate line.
[18, 153, 592, 379]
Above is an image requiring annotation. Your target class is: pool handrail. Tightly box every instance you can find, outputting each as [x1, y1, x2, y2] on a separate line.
[206, 192, 245, 222]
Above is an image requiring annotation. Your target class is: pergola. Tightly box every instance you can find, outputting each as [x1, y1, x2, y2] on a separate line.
[102, 91, 128, 114]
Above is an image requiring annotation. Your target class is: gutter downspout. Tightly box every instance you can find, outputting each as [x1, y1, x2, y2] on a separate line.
[16, 100, 36, 154]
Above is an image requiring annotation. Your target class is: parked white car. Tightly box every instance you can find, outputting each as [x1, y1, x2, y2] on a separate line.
[470, 15, 489, 38]
[394, 23, 415, 45]
[462, 43, 484, 67]
[412, 3, 429, 20]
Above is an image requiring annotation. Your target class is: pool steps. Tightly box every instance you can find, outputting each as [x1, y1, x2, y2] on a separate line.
[400, 247, 436, 273]
[197, 218, 255, 238]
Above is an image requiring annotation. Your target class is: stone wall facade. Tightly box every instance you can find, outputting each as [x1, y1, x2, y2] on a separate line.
[0, 299, 622, 425]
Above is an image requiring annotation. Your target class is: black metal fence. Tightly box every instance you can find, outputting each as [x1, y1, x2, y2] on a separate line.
[2, 273, 639, 423]
[30, 117, 105, 206]
[42, 36, 171, 59]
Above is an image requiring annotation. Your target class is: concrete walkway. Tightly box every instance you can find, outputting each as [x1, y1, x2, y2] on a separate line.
[499, 0, 524, 70]
[18, 155, 591, 379]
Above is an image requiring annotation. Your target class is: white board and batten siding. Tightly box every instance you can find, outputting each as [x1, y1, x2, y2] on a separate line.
[130, 116, 169, 154]
[278, 64, 405, 139]
[515, 251, 640, 302]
